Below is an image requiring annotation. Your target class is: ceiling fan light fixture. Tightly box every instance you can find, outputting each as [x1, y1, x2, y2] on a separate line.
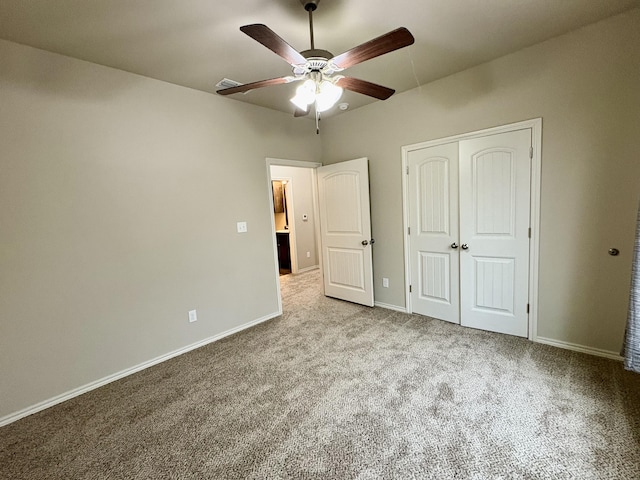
[290, 78, 317, 110]
[290, 94, 309, 112]
[315, 80, 343, 112]
[290, 76, 343, 113]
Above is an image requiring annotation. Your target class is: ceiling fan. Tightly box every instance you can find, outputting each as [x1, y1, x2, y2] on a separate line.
[216, 0, 415, 132]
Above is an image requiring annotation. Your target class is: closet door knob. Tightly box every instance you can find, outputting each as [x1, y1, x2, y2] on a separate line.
[361, 240, 369, 246]
[461, 243, 469, 250]
[451, 243, 459, 249]
[370, 239, 375, 245]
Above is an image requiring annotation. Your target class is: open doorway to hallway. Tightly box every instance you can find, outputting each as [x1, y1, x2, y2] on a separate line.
[271, 178, 292, 275]
[266, 158, 322, 303]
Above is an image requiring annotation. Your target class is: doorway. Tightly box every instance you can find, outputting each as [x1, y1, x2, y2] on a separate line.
[271, 178, 293, 275]
[267, 157, 377, 312]
[402, 119, 542, 339]
[266, 158, 322, 308]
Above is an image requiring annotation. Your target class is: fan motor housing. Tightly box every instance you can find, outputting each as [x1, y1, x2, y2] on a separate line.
[301, 49, 333, 60]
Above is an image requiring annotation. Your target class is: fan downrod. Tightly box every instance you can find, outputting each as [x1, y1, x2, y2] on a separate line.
[300, 0, 320, 51]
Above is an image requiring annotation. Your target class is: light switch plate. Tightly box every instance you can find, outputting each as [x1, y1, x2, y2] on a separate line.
[237, 221, 247, 233]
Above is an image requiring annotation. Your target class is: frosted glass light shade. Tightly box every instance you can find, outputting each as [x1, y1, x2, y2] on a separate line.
[315, 80, 343, 113]
[290, 79, 316, 111]
[290, 94, 309, 111]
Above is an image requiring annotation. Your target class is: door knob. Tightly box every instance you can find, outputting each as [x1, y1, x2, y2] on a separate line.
[461, 243, 469, 250]
[451, 242, 459, 249]
[361, 240, 369, 246]
[370, 239, 375, 245]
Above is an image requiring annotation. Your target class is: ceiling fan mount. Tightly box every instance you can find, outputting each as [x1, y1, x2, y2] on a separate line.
[217, 0, 414, 130]
[300, 0, 320, 11]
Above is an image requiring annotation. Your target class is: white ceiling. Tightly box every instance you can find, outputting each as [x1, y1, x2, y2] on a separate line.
[1, 0, 638, 117]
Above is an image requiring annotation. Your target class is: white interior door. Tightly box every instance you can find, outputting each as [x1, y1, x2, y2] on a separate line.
[317, 158, 374, 307]
[459, 129, 531, 337]
[407, 142, 460, 323]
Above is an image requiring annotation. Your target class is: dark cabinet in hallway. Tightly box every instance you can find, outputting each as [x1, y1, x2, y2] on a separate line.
[276, 231, 291, 274]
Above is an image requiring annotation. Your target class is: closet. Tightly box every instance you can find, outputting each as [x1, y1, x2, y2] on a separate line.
[405, 127, 534, 337]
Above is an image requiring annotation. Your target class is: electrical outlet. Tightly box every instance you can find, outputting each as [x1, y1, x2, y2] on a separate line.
[383, 278, 389, 288]
[306, 251, 311, 258]
[236, 221, 247, 233]
[188, 310, 197, 323]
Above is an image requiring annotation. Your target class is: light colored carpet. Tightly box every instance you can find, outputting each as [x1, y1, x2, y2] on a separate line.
[1, 269, 639, 479]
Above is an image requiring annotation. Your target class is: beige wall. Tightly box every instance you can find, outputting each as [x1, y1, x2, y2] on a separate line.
[0, 39, 320, 419]
[321, 9, 640, 353]
[271, 165, 319, 271]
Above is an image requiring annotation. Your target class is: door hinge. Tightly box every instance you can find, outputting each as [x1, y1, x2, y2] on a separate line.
[409, 285, 412, 293]
[527, 303, 530, 314]
[529, 146, 533, 159]
[406, 166, 409, 175]
[408, 227, 411, 235]
[528, 227, 531, 238]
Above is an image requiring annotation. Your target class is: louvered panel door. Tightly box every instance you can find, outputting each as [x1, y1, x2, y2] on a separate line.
[317, 158, 374, 307]
[458, 130, 531, 337]
[407, 142, 460, 323]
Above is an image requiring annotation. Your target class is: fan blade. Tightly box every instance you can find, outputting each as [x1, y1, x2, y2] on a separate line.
[336, 77, 395, 100]
[294, 108, 309, 117]
[330, 27, 414, 70]
[240, 24, 307, 66]
[217, 76, 292, 95]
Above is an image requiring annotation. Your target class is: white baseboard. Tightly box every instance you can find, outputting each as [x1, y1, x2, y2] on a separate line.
[374, 301, 407, 313]
[3, 313, 622, 427]
[295, 265, 319, 274]
[534, 336, 623, 361]
[0, 311, 281, 428]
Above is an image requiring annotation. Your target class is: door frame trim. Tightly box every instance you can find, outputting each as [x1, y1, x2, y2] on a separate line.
[401, 118, 542, 340]
[266, 158, 322, 315]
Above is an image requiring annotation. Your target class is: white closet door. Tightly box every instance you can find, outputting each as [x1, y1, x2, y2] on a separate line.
[317, 158, 374, 307]
[407, 143, 460, 323]
[458, 129, 531, 337]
